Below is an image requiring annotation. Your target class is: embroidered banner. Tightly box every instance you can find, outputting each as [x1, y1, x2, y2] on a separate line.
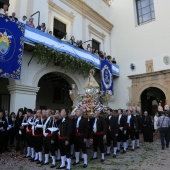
[100, 58, 113, 94]
[0, 15, 24, 80]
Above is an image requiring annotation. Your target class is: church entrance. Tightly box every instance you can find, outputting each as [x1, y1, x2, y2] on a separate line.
[36, 72, 73, 111]
[141, 87, 166, 115]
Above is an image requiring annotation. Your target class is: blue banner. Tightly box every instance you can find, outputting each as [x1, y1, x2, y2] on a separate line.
[100, 58, 113, 94]
[0, 15, 25, 80]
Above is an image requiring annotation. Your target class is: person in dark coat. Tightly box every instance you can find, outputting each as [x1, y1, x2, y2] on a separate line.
[141, 111, 153, 142]
[9, 112, 16, 146]
[15, 109, 25, 151]
[90, 110, 106, 162]
[117, 109, 127, 153]
[126, 110, 138, 151]
[105, 109, 118, 158]
[72, 108, 88, 168]
[57, 109, 72, 170]
[3, 110, 12, 151]
[0, 111, 8, 154]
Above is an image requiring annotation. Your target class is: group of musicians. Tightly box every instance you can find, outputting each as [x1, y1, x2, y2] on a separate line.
[0, 108, 141, 170]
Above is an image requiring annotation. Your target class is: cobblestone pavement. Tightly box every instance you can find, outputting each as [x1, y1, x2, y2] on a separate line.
[0, 134, 170, 170]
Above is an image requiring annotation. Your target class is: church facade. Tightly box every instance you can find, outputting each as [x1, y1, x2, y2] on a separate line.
[0, 0, 170, 113]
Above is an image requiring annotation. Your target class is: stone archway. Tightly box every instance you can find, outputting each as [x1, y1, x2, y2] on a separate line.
[36, 72, 73, 110]
[128, 70, 170, 111]
[32, 66, 83, 93]
[140, 87, 166, 114]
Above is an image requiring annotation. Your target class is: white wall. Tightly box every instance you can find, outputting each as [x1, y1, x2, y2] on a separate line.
[111, 0, 170, 109]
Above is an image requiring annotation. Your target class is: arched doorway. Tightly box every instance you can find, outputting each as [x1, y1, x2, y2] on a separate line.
[36, 72, 73, 110]
[0, 78, 10, 111]
[141, 87, 166, 115]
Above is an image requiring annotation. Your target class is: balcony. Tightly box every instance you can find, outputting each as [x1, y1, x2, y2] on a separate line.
[24, 25, 119, 76]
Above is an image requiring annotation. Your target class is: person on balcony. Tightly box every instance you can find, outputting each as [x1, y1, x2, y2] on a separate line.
[26, 17, 35, 28]
[94, 50, 99, 56]
[19, 15, 27, 24]
[112, 58, 117, 64]
[38, 23, 46, 32]
[0, 4, 8, 16]
[9, 12, 18, 21]
[69, 36, 76, 46]
[86, 44, 92, 52]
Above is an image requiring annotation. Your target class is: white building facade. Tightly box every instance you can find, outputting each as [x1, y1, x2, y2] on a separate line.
[1, 0, 170, 113]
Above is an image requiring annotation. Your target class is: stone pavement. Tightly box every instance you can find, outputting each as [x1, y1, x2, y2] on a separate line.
[0, 134, 169, 170]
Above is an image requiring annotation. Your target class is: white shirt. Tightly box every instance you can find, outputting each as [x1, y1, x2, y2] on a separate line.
[62, 118, 65, 122]
[118, 114, 122, 125]
[93, 118, 97, 129]
[127, 115, 131, 123]
[76, 116, 81, 128]
[109, 115, 112, 120]
[0, 8, 8, 15]
[19, 18, 27, 24]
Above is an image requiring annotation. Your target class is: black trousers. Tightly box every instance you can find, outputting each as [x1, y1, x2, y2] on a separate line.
[33, 136, 43, 152]
[4, 130, 10, 149]
[134, 130, 139, 139]
[117, 129, 126, 142]
[93, 134, 104, 153]
[143, 126, 153, 142]
[107, 131, 117, 147]
[58, 138, 71, 158]
[0, 132, 5, 153]
[43, 136, 56, 156]
[74, 135, 86, 154]
[9, 128, 16, 145]
[160, 127, 169, 147]
[26, 132, 33, 147]
[126, 128, 135, 140]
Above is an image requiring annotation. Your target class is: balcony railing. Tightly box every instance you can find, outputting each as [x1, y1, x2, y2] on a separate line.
[24, 25, 119, 76]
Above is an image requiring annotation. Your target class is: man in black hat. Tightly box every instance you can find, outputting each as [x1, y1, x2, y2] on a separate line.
[105, 109, 118, 158]
[72, 108, 88, 168]
[90, 110, 106, 162]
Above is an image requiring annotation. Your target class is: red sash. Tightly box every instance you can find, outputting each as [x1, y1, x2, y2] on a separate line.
[94, 131, 104, 135]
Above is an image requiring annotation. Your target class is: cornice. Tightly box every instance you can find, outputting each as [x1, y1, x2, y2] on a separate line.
[48, 0, 75, 21]
[7, 85, 40, 95]
[88, 24, 106, 40]
[128, 69, 170, 79]
[60, 0, 113, 33]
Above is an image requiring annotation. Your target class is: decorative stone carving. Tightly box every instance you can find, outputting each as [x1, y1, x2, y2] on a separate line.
[145, 59, 154, 73]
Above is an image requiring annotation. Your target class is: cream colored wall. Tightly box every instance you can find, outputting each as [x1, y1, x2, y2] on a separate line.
[8, 0, 112, 55]
[111, 0, 170, 109]
[82, 0, 111, 21]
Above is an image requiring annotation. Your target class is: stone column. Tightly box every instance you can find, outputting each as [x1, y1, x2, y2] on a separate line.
[8, 85, 39, 113]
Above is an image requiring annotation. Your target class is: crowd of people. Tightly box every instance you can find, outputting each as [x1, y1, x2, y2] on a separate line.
[1, 106, 170, 170]
[0, 3, 117, 65]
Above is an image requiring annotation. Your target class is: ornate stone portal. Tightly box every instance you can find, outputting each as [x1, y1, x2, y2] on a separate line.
[128, 69, 170, 106]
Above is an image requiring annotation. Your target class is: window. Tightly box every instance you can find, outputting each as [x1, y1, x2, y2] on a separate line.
[0, 0, 9, 8]
[92, 39, 100, 51]
[53, 18, 67, 39]
[136, 0, 155, 25]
